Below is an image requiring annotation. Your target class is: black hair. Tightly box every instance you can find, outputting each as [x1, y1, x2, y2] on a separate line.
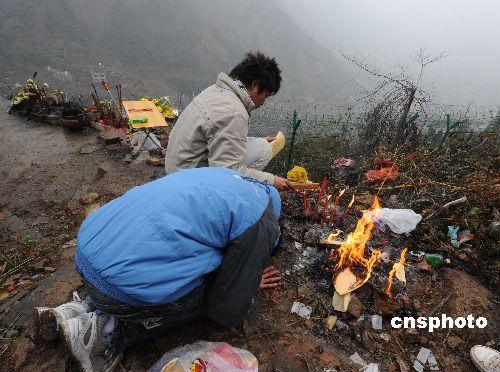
[229, 51, 282, 95]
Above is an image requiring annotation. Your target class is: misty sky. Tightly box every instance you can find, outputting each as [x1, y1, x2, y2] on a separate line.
[277, 0, 500, 106]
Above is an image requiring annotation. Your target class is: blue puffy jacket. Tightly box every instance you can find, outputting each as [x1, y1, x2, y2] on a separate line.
[76, 167, 281, 306]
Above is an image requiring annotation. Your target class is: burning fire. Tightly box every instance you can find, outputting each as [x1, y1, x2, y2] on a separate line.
[385, 247, 408, 297]
[326, 196, 383, 287]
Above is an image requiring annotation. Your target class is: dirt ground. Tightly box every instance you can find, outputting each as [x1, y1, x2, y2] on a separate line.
[0, 98, 499, 371]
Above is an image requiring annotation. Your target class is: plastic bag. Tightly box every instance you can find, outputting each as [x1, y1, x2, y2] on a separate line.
[148, 341, 258, 372]
[369, 208, 422, 234]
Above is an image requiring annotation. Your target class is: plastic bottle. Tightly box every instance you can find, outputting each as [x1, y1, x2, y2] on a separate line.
[425, 253, 451, 268]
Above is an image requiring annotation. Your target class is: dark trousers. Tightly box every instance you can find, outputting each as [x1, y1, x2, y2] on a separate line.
[85, 282, 206, 353]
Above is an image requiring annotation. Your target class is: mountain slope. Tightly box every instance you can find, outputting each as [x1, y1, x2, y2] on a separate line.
[0, 0, 356, 102]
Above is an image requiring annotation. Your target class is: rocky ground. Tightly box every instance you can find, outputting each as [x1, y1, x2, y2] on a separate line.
[0, 98, 499, 371]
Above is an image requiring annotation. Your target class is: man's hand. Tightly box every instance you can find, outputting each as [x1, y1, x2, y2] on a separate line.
[273, 176, 293, 191]
[265, 136, 276, 143]
[260, 266, 281, 290]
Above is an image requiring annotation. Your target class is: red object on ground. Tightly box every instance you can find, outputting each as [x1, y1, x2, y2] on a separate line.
[365, 158, 399, 182]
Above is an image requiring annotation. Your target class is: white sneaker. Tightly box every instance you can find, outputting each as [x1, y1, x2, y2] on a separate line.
[34, 292, 88, 342]
[471, 345, 500, 372]
[60, 311, 122, 372]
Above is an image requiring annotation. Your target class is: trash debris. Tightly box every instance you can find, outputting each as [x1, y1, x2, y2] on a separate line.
[287, 165, 309, 183]
[368, 208, 422, 234]
[332, 290, 351, 312]
[365, 159, 399, 182]
[425, 253, 450, 269]
[413, 347, 439, 371]
[324, 315, 337, 330]
[424, 196, 467, 220]
[455, 229, 474, 247]
[362, 364, 379, 372]
[350, 352, 367, 368]
[148, 340, 258, 372]
[331, 157, 355, 170]
[291, 301, 312, 319]
[130, 131, 162, 153]
[447, 225, 459, 246]
[371, 315, 383, 330]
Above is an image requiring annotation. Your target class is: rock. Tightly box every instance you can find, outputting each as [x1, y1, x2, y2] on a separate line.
[147, 157, 164, 166]
[96, 161, 114, 179]
[487, 220, 500, 240]
[347, 296, 364, 318]
[446, 335, 463, 349]
[84, 203, 101, 217]
[324, 315, 337, 331]
[335, 320, 350, 331]
[43, 267, 57, 273]
[79, 143, 103, 154]
[373, 291, 408, 317]
[386, 361, 399, 372]
[79, 192, 100, 205]
[99, 127, 127, 144]
[362, 331, 377, 352]
[130, 151, 151, 167]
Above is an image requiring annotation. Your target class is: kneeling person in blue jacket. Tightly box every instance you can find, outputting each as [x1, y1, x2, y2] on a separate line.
[34, 167, 282, 372]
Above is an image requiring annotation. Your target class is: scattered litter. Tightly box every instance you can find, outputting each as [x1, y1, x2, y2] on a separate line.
[378, 332, 391, 341]
[413, 347, 439, 371]
[148, 340, 257, 372]
[350, 352, 367, 367]
[368, 208, 422, 234]
[324, 315, 337, 330]
[292, 245, 320, 272]
[130, 131, 162, 153]
[61, 239, 77, 249]
[291, 301, 312, 319]
[331, 157, 355, 170]
[371, 315, 383, 330]
[361, 363, 379, 372]
[425, 253, 450, 269]
[447, 226, 459, 246]
[365, 159, 399, 182]
[294, 241, 303, 250]
[455, 229, 474, 247]
[332, 290, 351, 312]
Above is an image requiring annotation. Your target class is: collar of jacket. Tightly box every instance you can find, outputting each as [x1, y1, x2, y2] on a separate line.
[216, 72, 256, 114]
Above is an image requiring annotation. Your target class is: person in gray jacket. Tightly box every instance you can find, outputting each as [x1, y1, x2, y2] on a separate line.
[164, 51, 293, 190]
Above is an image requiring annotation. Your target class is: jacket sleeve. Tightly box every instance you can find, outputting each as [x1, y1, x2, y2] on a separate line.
[206, 112, 275, 184]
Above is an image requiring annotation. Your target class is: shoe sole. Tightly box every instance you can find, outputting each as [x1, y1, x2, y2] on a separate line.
[33, 307, 60, 342]
[470, 346, 490, 372]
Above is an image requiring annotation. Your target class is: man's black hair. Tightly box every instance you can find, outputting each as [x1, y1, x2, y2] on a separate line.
[229, 51, 282, 96]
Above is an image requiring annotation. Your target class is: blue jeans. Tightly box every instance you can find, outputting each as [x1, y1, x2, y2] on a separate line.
[85, 282, 206, 353]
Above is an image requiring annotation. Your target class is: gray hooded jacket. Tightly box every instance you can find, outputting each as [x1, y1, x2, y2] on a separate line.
[164, 73, 274, 184]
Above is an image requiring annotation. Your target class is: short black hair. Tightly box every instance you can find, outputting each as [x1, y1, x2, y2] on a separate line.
[229, 51, 282, 96]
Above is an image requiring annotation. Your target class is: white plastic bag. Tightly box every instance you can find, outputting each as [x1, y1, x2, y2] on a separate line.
[369, 208, 422, 234]
[148, 340, 258, 372]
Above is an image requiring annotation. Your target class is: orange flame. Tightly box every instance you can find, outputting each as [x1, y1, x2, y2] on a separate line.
[326, 196, 383, 286]
[385, 247, 408, 297]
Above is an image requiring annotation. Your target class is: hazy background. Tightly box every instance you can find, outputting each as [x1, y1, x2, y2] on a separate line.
[277, 0, 500, 106]
[0, 0, 498, 107]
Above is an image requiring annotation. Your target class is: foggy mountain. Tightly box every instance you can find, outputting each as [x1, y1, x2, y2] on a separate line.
[0, 0, 357, 102]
